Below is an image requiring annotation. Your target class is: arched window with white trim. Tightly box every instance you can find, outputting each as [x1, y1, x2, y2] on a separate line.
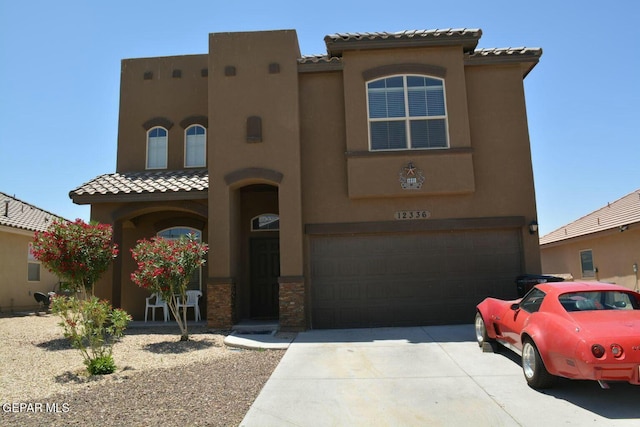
[157, 227, 202, 290]
[185, 125, 206, 167]
[367, 75, 449, 151]
[147, 127, 168, 169]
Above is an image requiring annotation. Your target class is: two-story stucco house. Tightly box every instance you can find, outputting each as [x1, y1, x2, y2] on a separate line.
[70, 28, 543, 330]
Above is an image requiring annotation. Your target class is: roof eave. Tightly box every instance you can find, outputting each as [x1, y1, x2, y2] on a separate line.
[540, 221, 640, 247]
[325, 31, 481, 57]
[464, 49, 542, 78]
[70, 190, 208, 205]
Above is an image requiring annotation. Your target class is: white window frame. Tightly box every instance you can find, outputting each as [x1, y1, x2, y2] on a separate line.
[157, 227, 202, 290]
[27, 243, 41, 282]
[366, 74, 449, 151]
[146, 126, 168, 169]
[184, 125, 206, 168]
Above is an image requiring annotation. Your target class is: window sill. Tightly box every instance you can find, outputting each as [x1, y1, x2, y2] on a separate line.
[346, 147, 472, 158]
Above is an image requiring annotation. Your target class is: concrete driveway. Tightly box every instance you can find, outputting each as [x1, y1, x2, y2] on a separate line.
[241, 325, 640, 426]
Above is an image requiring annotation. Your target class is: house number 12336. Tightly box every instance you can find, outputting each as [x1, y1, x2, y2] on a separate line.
[394, 210, 431, 220]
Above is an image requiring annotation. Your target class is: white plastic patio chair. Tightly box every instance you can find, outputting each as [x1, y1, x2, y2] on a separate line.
[145, 293, 169, 322]
[177, 290, 202, 321]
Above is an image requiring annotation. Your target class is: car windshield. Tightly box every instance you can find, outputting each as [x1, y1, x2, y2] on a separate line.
[559, 291, 640, 312]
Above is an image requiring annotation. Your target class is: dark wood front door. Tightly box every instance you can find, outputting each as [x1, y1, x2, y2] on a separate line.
[250, 238, 280, 318]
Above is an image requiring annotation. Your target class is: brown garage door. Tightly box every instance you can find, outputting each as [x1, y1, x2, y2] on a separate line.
[310, 229, 522, 328]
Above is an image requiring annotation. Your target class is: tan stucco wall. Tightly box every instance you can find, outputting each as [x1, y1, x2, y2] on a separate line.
[0, 227, 60, 312]
[116, 54, 209, 172]
[298, 53, 541, 273]
[541, 227, 640, 290]
[208, 30, 304, 281]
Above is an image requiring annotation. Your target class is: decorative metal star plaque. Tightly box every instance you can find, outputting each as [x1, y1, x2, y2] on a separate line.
[399, 161, 425, 190]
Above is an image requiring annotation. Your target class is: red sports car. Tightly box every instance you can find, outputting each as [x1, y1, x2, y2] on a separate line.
[475, 281, 640, 389]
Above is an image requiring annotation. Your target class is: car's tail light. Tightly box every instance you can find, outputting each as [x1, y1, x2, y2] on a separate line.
[611, 344, 624, 358]
[591, 344, 606, 358]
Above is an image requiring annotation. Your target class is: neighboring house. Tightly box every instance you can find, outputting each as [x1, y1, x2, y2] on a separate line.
[540, 189, 640, 290]
[0, 192, 64, 312]
[70, 28, 543, 329]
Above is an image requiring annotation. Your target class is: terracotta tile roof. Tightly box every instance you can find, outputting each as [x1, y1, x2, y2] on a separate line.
[70, 169, 208, 204]
[298, 54, 342, 64]
[540, 189, 640, 245]
[324, 28, 482, 56]
[468, 47, 542, 59]
[325, 28, 482, 44]
[0, 192, 67, 233]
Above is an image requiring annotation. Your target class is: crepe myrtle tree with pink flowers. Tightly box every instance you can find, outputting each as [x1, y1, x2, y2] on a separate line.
[131, 234, 208, 341]
[32, 219, 119, 297]
[32, 219, 130, 375]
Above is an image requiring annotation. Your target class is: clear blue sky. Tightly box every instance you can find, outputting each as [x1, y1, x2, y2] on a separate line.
[1, 1, 638, 236]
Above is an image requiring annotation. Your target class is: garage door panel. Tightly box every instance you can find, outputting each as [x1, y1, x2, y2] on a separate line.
[311, 229, 522, 328]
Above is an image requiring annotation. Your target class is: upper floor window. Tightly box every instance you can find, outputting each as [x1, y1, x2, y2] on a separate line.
[185, 125, 206, 168]
[367, 75, 448, 151]
[147, 127, 168, 169]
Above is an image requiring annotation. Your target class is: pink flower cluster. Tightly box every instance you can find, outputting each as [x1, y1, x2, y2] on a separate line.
[130, 236, 208, 292]
[32, 219, 118, 291]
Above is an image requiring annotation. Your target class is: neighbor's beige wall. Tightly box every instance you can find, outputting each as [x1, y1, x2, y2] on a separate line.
[0, 228, 59, 312]
[541, 227, 640, 289]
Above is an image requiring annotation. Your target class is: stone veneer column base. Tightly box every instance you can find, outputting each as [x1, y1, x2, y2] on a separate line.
[207, 281, 235, 329]
[278, 277, 306, 331]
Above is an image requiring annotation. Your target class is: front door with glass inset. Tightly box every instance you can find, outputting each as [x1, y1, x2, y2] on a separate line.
[250, 238, 280, 318]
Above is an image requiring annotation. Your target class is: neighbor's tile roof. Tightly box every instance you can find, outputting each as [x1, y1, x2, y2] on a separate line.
[70, 169, 208, 203]
[0, 192, 66, 232]
[540, 189, 640, 245]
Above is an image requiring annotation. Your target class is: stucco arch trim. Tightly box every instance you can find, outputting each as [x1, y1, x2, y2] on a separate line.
[223, 167, 283, 188]
[111, 201, 208, 223]
[142, 117, 174, 131]
[362, 63, 447, 81]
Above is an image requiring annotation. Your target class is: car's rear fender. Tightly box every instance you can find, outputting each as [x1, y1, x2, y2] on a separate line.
[521, 314, 581, 377]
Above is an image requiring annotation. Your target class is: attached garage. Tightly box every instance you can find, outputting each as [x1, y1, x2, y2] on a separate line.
[310, 228, 523, 328]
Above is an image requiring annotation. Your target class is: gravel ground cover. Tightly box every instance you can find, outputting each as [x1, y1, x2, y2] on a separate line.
[0, 313, 284, 426]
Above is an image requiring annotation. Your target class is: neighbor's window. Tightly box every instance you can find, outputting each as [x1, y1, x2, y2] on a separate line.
[185, 125, 206, 168]
[27, 243, 40, 282]
[580, 249, 595, 278]
[147, 127, 168, 169]
[157, 227, 202, 290]
[367, 75, 448, 151]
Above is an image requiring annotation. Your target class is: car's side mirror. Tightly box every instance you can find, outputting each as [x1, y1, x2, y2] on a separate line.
[510, 303, 520, 311]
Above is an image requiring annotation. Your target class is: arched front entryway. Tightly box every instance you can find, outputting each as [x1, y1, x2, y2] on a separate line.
[237, 184, 280, 320]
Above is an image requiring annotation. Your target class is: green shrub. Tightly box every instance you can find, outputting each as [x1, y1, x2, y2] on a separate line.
[52, 296, 131, 375]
